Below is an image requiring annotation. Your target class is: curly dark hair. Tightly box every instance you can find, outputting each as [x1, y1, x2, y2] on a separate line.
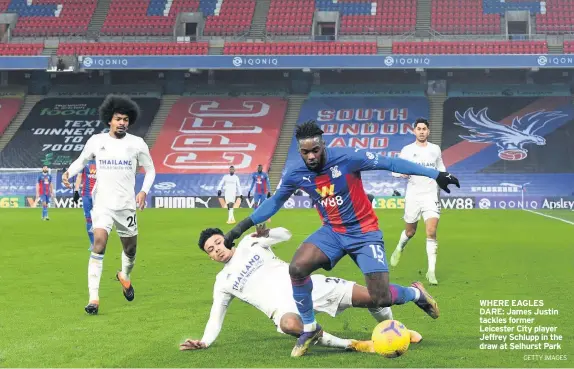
[99, 94, 141, 126]
[198, 227, 225, 251]
[295, 120, 324, 141]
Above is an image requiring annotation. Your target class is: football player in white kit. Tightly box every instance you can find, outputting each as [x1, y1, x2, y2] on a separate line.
[390, 118, 445, 286]
[217, 165, 243, 224]
[62, 95, 156, 315]
[180, 224, 423, 353]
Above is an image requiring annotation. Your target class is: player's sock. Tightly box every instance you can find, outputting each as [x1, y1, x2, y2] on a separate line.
[228, 208, 234, 221]
[368, 306, 393, 322]
[426, 238, 438, 273]
[121, 251, 135, 280]
[317, 332, 351, 349]
[42, 206, 47, 218]
[88, 252, 104, 301]
[389, 284, 421, 305]
[291, 276, 316, 331]
[397, 230, 412, 251]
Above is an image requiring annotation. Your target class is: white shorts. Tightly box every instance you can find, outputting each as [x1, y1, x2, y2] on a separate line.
[404, 195, 441, 224]
[224, 193, 236, 205]
[92, 207, 138, 238]
[272, 274, 355, 334]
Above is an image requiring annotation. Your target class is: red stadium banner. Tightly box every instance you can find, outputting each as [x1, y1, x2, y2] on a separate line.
[0, 98, 23, 136]
[151, 97, 287, 174]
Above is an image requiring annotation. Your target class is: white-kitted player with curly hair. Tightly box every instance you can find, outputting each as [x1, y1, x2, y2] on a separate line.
[62, 94, 156, 315]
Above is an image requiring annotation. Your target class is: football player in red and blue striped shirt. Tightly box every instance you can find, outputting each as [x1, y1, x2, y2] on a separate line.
[36, 166, 54, 220]
[225, 120, 460, 357]
[248, 164, 271, 209]
[74, 159, 97, 250]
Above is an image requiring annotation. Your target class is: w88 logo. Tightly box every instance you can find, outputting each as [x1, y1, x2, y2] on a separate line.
[319, 195, 344, 208]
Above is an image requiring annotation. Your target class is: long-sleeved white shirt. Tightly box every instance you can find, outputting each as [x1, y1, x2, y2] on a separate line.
[217, 174, 242, 196]
[67, 133, 156, 211]
[392, 141, 446, 197]
[200, 227, 292, 347]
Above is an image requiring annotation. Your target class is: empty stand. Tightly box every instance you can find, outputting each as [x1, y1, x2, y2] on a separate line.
[7, 0, 97, 37]
[393, 41, 548, 54]
[266, 0, 415, 36]
[203, 0, 256, 36]
[101, 0, 199, 36]
[563, 41, 574, 53]
[0, 43, 43, 55]
[266, 0, 314, 35]
[57, 42, 209, 55]
[100, 0, 254, 36]
[431, 0, 500, 34]
[223, 42, 377, 55]
[536, 0, 574, 34]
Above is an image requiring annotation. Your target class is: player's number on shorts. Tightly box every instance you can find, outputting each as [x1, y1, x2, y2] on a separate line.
[369, 244, 386, 265]
[127, 215, 137, 228]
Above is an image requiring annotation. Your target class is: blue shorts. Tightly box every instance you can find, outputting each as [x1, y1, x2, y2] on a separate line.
[40, 194, 50, 204]
[254, 193, 266, 206]
[304, 226, 388, 275]
[82, 196, 93, 219]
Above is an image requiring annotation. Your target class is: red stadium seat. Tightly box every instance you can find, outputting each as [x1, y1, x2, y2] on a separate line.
[392, 41, 548, 55]
[431, 0, 501, 35]
[536, 0, 574, 34]
[56, 42, 209, 56]
[223, 42, 378, 55]
[0, 43, 44, 55]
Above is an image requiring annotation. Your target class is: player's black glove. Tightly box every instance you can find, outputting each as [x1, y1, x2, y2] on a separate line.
[239, 195, 244, 201]
[73, 190, 80, 204]
[435, 172, 460, 194]
[224, 217, 255, 248]
[247, 191, 251, 199]
[217, 190, 222, 197]
[267, 192, 271, 198]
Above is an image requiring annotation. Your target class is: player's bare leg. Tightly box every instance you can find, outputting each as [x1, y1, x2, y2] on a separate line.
[288, 242, 329, 357]
[350, 284, 422, 343]
[390, 222, 417, 267]
[363, 272, 439, 319]
[278, 313, 373, 352]
[424, 217, 439, 285]
[86, 229, 108, 315]
[117, 236, 136, 301]
[226, 203, 235, 224]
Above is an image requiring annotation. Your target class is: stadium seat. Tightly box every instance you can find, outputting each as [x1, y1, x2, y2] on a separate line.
[5, 0, 97, 37]
[223, 42, 377, 55]
[0, 43, 44, 55]
[536, 0, 574, 34]
[392, 41, 548, 54]
[431, 0, 501, 34]
[266, 0, 416, 36]
[202, 0, 256, 36]
[57, 42, 209, 56]
[100, 0, 200, 36]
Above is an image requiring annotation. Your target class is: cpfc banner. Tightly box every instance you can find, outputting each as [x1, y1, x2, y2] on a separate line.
[150, 97, 287, 174]
[0, 97, 159, 168]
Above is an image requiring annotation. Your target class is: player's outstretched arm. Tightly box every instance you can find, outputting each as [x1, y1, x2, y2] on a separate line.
[224, 176, 295, 247]
[349, 149, 460, 193]
[180, 294, 233, 350]
[256, 227, 292, 248]
[137, 140, 156, 209]
[63, 137, 97, 188]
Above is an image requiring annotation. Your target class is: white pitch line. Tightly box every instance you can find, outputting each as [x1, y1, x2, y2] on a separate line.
[523, 208, 574, 226]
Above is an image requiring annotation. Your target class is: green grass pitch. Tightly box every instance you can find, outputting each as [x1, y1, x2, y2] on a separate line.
[0, 208, 572, 368]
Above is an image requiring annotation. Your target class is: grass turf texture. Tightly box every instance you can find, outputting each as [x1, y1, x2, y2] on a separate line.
[0, 208, 572, 368]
